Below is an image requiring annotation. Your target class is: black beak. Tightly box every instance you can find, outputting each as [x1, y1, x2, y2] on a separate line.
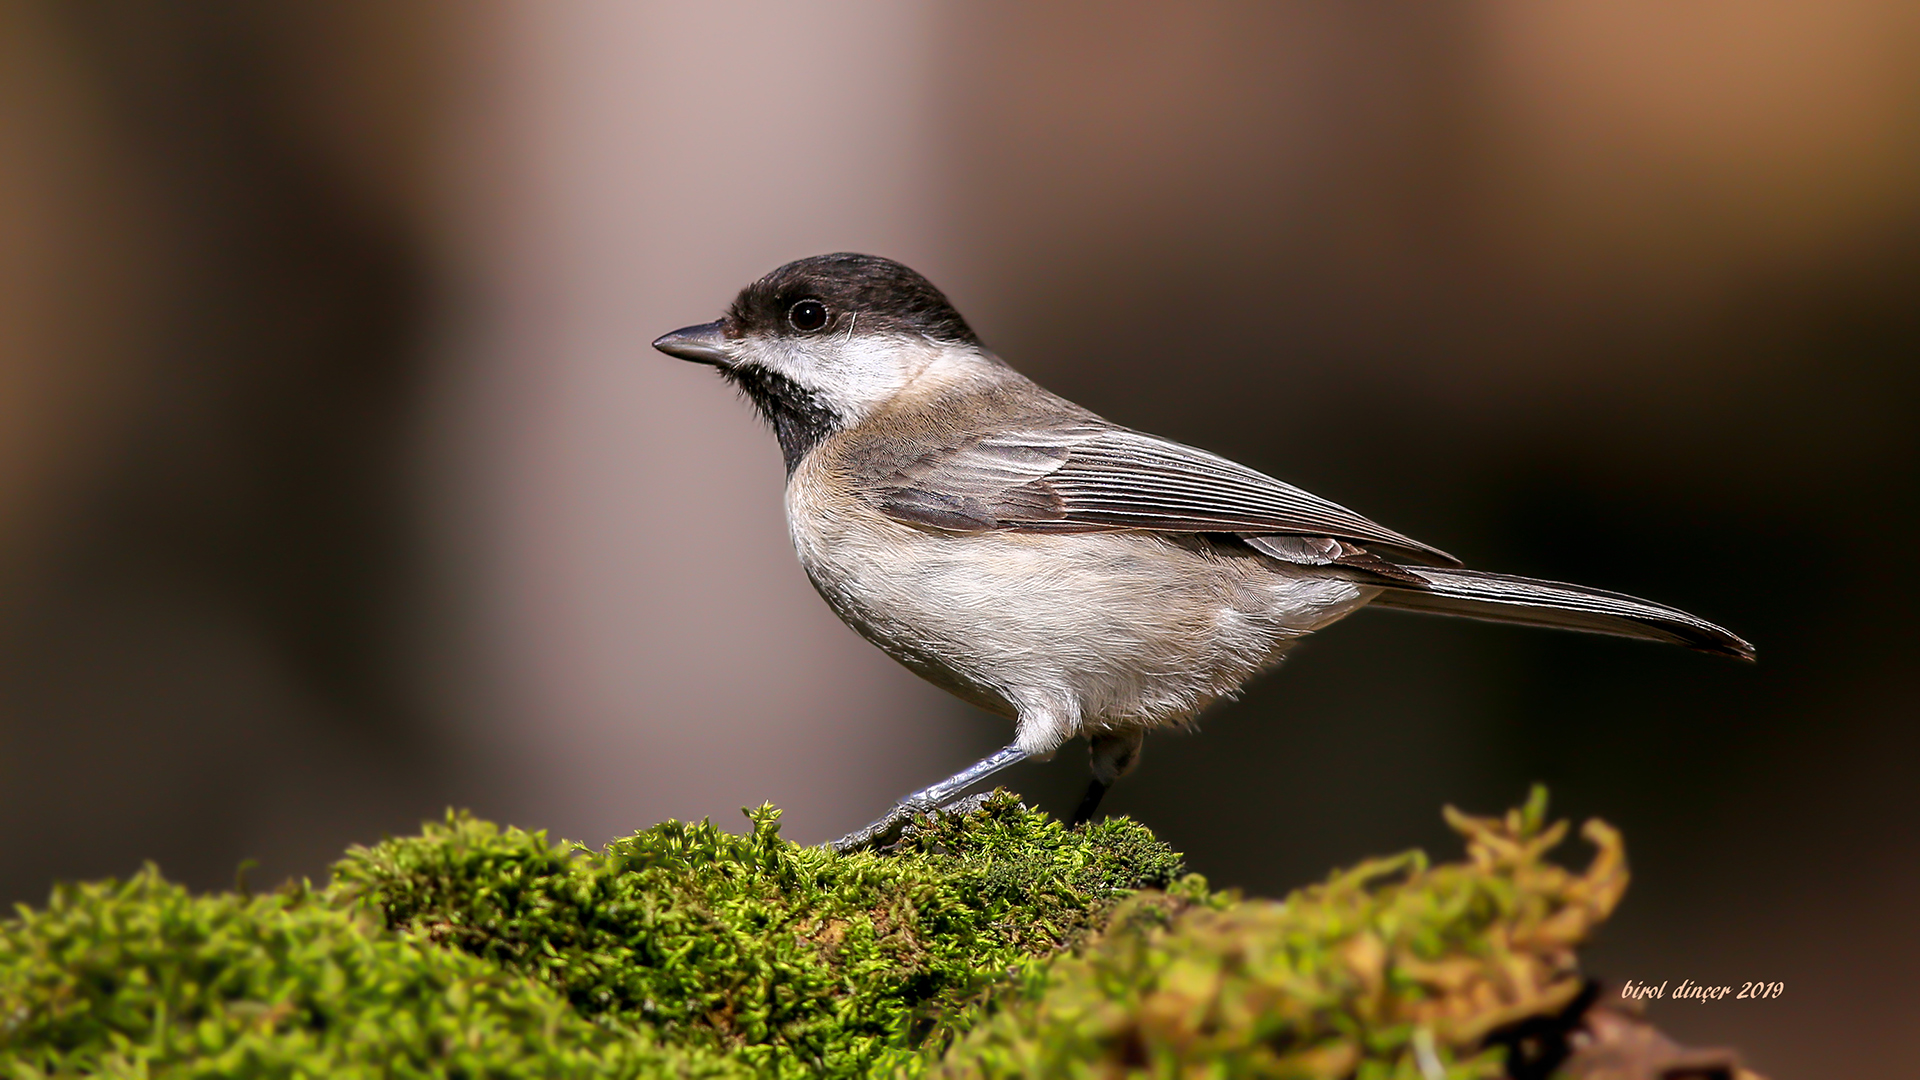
[652, 320, 732, 366]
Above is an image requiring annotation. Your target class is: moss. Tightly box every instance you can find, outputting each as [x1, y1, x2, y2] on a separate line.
[2, 789, 1629, 1079]
[0, 869, 740, 1079]
[330, 794, 1181, 1078]
[931, 787, 1626, 1079]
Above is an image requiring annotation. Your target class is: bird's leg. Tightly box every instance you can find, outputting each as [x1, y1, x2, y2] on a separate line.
[830, 743, 1030, 853]
[1071, 729, 1144, 828]
[1069, 779, 1110, 827]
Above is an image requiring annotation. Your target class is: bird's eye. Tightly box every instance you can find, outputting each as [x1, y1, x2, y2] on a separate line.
[788, 299, 829, 332]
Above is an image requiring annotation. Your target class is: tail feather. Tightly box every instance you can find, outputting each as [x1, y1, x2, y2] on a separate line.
[1371, 566, 1754, 661]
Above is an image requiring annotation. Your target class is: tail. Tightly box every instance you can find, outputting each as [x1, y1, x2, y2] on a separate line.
[1370, 566, 1755, 661]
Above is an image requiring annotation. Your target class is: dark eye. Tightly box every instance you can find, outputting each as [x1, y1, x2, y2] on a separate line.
[788, 299, 829, 332]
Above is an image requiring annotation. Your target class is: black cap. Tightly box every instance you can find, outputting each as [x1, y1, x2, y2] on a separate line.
[725, 253, 979, 345]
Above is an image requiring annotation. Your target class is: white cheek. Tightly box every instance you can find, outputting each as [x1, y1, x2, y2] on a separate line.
[757, 334, 948, 423]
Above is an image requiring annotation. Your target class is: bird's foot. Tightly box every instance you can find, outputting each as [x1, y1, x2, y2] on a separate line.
[829, 743, 1031, 854]
[828, 801, 920, 854]
[828, 792, 997, 854]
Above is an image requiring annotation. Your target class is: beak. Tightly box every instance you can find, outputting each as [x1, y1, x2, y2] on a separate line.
[652, 320, 732, 366]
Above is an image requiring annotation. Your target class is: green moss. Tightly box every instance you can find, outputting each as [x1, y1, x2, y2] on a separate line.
[1, 789, 1628, 1079]
[330, 794, 1181, 1078]
[0, 869, 740, 1079]
[931, 787, 1626, 1079]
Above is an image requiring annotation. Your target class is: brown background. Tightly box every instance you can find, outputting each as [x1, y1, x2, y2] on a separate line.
[3, 3, 1916, 1075]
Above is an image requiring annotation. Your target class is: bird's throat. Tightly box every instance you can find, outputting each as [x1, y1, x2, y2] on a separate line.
[722, 364, 843, 474]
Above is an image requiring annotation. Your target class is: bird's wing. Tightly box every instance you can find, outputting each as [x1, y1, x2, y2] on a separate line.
[873, 423, 1458, 566]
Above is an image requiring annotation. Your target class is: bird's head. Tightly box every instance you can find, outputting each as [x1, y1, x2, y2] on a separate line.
[654, 253, 990, 469]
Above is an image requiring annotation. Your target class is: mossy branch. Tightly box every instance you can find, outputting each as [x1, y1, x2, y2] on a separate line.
[0, 789, 1756, 1079]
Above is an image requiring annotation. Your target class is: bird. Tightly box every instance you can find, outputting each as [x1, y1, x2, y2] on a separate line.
[652, 253, 1753, 852]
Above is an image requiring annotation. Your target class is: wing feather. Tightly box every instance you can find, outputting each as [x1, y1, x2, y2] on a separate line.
[873, 424, 1457, 565]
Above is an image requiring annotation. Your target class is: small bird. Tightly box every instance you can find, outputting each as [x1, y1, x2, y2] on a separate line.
[654, 253, 1753, 851]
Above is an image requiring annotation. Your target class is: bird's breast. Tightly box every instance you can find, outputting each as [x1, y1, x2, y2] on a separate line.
[783, 454, 1378, 730]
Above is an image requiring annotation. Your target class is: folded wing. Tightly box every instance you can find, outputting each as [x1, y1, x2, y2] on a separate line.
[873, 423, 1458, 566]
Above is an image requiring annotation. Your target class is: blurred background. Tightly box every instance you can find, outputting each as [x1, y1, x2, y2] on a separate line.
[2, 1, 1915, 1073]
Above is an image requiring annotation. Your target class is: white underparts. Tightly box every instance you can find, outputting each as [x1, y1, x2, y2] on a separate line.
[784, 469, 1379, 756]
